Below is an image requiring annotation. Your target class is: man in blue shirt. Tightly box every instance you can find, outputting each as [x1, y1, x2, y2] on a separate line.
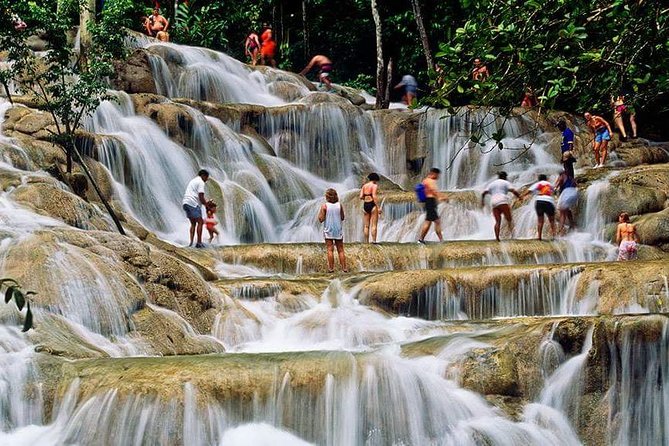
[557, 120, 576, 178]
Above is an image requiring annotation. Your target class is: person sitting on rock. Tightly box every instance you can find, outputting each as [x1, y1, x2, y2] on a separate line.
[318, 188, 348, 273]
[616, 212, 639, 261]
[146, 8, 169, 41]
[300, 55, 333, 91]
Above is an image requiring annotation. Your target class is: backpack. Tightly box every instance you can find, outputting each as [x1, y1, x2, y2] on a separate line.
[415, 183, 427, 203]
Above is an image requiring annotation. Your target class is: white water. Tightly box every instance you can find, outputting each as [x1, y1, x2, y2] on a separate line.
[0, 36, 665, 445]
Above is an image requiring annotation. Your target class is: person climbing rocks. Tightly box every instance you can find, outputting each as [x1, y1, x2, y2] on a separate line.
[611, 94, 638, 141]
[182, 169, 210, 248]
[394, 74, 418, 105]
[146, 7, 169, 41]
[244, 31, 261, 67]
[300, 55, 333, 91]
[481, 171, 521, 242]
[556, 120, 576, 178]
[260, 24, 277, 68]
[555, 170, 578, 234]
[318, 188, 348, 273]
[584, 112, 613, 168]
[205, 201, 220, 244]
[616, 212, 639, 261]
[417, 168, 449, 243]
[472, 58, 489, 81]
[523, 174, 556, 241]
[360, 173, 382, 244]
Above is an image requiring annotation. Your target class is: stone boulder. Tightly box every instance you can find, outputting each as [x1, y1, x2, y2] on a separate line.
[111, 48, 157, 95]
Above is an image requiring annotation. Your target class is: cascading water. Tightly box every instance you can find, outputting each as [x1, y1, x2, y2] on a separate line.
[0, 31, 664, 445]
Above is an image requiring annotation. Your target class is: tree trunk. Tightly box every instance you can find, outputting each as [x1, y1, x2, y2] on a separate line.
[384, 57, 393, 108]
[410, 0, 433, 69]
[302, 0, 309, 60]
[69, 137, 126, 235]
[79, 0, 95, 53]
[371, 0, 387, 109]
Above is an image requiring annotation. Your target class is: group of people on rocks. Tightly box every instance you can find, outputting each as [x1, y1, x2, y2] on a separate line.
[143, 8, 170, 42]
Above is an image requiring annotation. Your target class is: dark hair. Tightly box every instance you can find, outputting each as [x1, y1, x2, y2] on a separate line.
[556, 120, 567, 131]
[430, 167, 441, 175]
[367, 172, 380, 181]
[538, 174, 548, 181]
[198, 169, 209, 177]
[497, 171, 507, 180]
[325, 188, 339, 203]
[619, 212, 630, 222]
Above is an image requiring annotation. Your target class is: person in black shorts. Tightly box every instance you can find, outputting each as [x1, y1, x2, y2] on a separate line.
[523, 174, 557, 240]
[418, 168, 449, 243]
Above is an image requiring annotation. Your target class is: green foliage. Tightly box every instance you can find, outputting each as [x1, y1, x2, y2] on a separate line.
[428, 0, 669, 115]
[0, 0, 128, 164]
[0, 279, 35, 332]
[173, 0, 231, 49]
[342, 73, 375, 95]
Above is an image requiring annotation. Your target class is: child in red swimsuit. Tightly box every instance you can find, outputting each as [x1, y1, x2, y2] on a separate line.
[205, 201, 219, 243]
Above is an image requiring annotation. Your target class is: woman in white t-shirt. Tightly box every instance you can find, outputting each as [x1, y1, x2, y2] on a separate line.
[522, 174, 557, 241]
[481, 171, 521, 241]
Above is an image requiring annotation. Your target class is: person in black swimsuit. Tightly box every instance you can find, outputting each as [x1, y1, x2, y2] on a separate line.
[360, 173, 382, 243]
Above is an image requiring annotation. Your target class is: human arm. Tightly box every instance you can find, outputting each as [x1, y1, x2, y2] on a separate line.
[615, 224, 622, 245]
[145, 19, 152, 35]
[299, 59, 315, 76]
[510, 188, 521, 199]
[161, 17, 169, 32]
[340, 205, 345, 221]
[633, 225, 640, 243]
[372, 185, 381, 213]
[318, 204, 326, 223]
[481, 190, 489, 207]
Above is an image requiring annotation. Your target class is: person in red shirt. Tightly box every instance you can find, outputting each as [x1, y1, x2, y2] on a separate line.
[260, 25, 277, 68]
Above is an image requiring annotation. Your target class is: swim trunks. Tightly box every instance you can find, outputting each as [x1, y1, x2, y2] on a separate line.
[183, 204, 202, 220]
[595, 127, 611, 143]
[617, 240, 638, 261]
[424, 197, 439, 222]
[535, 201, 555, 218]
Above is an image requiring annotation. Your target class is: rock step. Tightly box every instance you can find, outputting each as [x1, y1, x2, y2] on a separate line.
[190, 240, 616, 276]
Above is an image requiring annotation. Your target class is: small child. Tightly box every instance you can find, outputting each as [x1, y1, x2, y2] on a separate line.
[317, 188, 348, 273]
[205, 201, 219, 243]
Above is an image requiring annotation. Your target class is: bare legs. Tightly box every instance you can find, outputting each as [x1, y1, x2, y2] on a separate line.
[419, 219, 443, 242]
[630, 113, 638, 138]
[363, 207, 379, 243]
[188, 218, 203, 246]
[207, 228, 219, 243]
[600, 140, 609, 165]
[614, 111, 627, 139]
[325, 239, 348, 272]
[592, 141, 601, 166]
[319, 73, 332, 90]
[492, 204, 514, 241]
[558, 209, 575, 235]
[536, 214, 556, 241]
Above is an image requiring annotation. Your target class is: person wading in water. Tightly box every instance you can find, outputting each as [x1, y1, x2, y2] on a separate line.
[481, 171, 521, 241]
[182, 169, 211, 248]
[300, 55, 334, 91]
[417, 168, 449, 243]
[360, 173, 382, 243]
[318, 188, 348, 273]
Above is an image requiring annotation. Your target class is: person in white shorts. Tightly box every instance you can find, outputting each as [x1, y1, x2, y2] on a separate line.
[481, 171, 522, 241]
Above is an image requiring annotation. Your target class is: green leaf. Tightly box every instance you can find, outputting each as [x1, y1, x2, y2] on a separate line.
[457, 85, 465, 94]
[13, 288, 25, 311]
[22, 302, 33, 333]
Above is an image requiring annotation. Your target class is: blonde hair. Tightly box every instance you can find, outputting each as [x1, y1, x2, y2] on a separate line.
[325, 188, 339, 203]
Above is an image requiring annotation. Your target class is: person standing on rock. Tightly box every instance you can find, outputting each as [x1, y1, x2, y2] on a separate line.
[244, 31, 261, 66]
[394, 74, 418, 105]
[523, 174, 557, 241]
[555, 170, 578, 234]
[556, 120, 577, 178]
[300, 55, 334, 91]
[318, 188, 348, 273]
[418, 168, 449, 243]
[360, 173, 382, 243]
[584, 112, 613, 168]
[182, 169, 210, 248]
[481, 171, 521, 241]
[616, 212, 639, 261]
[260, 25, 277, 68]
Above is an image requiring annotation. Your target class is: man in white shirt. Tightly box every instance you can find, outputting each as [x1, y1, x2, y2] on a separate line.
[182, 169, 210, 248]
[481, 171, 521, 241]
